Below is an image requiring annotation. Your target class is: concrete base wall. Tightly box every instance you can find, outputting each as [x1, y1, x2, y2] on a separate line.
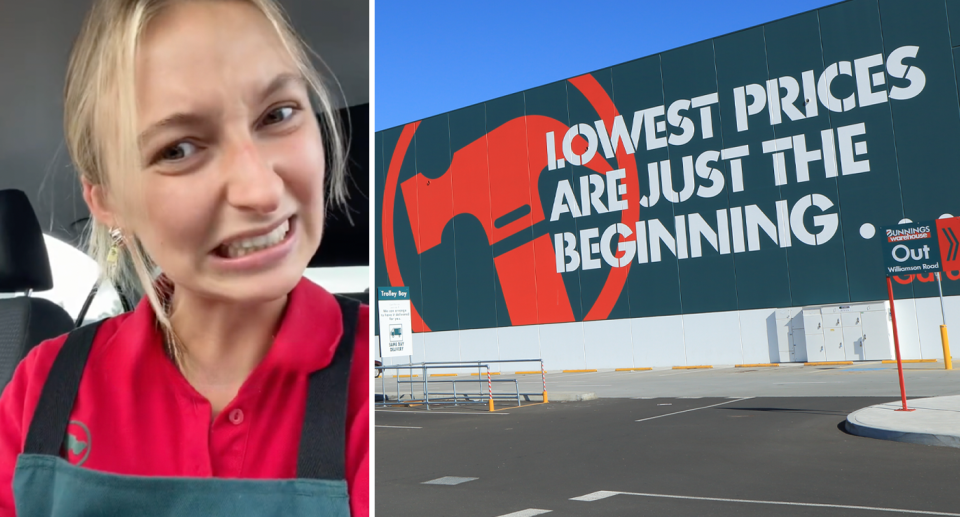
[376, 295, 960, 370]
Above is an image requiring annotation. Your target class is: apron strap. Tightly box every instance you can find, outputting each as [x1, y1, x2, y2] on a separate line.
[296, 294, 360, 480]
[23, 295, 362, 478]
[23, 320, 104, 456]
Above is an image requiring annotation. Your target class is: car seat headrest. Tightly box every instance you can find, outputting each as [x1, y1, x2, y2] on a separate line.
[0, 189, 54, 293]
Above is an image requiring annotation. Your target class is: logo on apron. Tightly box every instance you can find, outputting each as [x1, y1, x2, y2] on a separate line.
[63, 420, 92, 466]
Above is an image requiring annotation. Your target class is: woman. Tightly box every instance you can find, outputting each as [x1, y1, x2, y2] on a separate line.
[0, 0, 368, 515]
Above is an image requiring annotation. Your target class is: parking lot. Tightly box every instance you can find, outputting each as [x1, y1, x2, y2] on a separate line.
[376, 365, 960, 516]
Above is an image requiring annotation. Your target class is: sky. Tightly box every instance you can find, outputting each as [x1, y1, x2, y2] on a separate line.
[375, 0, 842, 131]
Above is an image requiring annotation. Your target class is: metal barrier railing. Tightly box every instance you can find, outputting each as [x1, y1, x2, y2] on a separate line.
[375, 359, 548, 411]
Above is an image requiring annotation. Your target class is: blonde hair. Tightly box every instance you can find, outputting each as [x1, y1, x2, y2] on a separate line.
[64, 0, 348, 360]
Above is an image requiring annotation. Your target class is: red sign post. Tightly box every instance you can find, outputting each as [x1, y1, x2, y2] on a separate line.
[879, 221, 943, 412]
[885, 276, 913, 411]
[878, 217, 959, 408]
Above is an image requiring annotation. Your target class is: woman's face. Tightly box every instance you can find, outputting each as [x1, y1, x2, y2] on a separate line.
[123, 1, 326, 304]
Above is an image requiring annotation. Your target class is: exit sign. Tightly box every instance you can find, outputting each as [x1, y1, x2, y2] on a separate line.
[881, 221, 941, 276]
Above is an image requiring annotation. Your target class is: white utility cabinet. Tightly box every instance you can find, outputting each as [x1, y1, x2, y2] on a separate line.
[799, 302, 894, 362]
[775, 308, 806, 362]
[802, 310, 825, 362]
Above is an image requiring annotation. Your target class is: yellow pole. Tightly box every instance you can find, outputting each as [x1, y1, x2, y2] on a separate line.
[936, 273, 952, 370]
[941, 325, 952, 370]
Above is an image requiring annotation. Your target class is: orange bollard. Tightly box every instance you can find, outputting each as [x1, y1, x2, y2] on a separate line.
[942, 325, 952, 370]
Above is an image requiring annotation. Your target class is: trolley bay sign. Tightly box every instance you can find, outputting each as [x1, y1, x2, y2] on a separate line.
[376, 1, 960, 333]
[881, 221, 941, 275]
[377, 287, 413, 357]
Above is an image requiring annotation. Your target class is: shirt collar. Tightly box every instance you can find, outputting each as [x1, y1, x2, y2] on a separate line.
[114, 277, 344, 376]
[268, 277, 344, 374]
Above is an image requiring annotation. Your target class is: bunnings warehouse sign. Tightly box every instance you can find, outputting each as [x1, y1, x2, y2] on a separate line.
[881, 221, 941, 275]
[376, 0, 960, 334]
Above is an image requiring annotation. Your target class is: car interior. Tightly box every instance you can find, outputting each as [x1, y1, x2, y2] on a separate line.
[0, 189, 77, 387]
[0, 105, 369, 390]
[1, 0, 369, 392]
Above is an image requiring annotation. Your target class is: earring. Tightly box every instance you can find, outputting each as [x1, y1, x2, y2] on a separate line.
[107, 227, 124, 264]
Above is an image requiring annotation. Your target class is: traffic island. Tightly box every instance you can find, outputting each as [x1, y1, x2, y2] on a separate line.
[845, 395, 960, 448]
[522, 392, 597, 402]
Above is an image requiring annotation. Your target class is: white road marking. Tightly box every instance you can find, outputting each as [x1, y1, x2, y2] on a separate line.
[655, 369, 713, 376]
[636, 398, 753, 422]
[422, 476, 477, 485]
[679, 396, 703, 399]
[552, 372, 599, 378]
[774, 381, 842, 386]
[495, 509, 552, 517]
[544, 381, 613, 388]
[570, 491, 960, 515]
[570, 490, 619, 501]
[375, 425, 422, 429]
[375, 410, 509, 415]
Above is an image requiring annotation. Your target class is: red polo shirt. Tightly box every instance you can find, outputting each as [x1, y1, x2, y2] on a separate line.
[0, 278, 368, 516]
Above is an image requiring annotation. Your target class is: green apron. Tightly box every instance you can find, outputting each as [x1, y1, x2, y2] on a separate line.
[13, 296, 360, 517]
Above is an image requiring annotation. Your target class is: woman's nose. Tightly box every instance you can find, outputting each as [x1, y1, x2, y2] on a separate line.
[223, 140, 283, 214]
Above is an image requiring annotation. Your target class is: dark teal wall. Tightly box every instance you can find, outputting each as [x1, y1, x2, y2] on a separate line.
[376, 0, 960, 335]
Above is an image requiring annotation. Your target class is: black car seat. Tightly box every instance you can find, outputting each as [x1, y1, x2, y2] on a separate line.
[0, 189, 75, 390]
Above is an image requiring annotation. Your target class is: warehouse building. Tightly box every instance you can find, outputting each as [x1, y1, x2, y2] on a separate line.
[375, 0, 960, 370]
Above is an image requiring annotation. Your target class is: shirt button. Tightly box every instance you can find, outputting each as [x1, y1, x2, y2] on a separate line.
[228, 408, 244, 425]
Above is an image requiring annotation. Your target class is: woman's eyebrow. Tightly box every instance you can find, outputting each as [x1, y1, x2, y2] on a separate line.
[138, 73, 306, 146]
[139, 112, 209, 148]
[256, 72, 306, 104]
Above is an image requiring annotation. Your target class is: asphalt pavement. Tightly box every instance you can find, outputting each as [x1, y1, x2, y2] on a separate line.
[376, 363, 960, 516]
[376, 396, 960, 516]
[376, 361, 960, 400]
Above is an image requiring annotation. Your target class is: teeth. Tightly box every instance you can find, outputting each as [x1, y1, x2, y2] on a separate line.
[221, 219, 289, 258]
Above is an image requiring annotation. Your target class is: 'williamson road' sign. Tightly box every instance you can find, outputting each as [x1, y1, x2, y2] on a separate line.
[881, 221, 942, 276]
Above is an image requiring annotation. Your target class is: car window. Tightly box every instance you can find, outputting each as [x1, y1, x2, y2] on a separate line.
[20, 235, 367, 326]
[13, 235, 124, 325]
[33, 235, 368, 324]
[77, 279, 126, 326]
[303, 266, 368, 297]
